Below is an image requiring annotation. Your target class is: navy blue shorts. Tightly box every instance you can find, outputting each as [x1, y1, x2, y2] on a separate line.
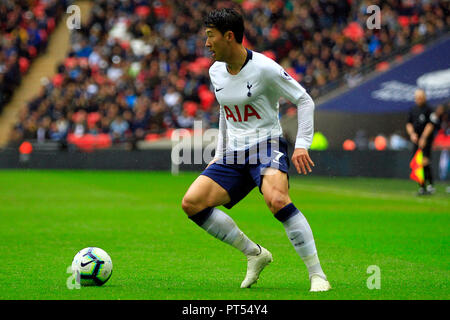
[201, 137, 290, 209]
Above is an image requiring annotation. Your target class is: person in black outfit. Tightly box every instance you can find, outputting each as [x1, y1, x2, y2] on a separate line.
[406, 89, 438, 195]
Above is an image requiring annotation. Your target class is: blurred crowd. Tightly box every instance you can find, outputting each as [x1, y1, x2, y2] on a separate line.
[7, 0, 450, 149]
[0, 0, 69, 113]
[340, 100, 450, 152]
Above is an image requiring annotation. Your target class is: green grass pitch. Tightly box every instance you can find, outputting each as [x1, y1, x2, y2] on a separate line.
[0, 170, 448, 300]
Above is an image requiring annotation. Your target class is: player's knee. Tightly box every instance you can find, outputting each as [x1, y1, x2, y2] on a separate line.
[181, 195, 198, 216]
[423, 157, 430, 166]
[267, 192, 290, 214]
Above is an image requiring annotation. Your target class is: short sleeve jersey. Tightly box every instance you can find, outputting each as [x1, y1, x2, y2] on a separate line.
[407, 103, 434, 136]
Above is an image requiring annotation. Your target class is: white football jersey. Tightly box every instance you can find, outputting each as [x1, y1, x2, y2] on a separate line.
[209, 49, 310, 156]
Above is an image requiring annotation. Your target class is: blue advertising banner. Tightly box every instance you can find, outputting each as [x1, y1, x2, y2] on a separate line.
[317, 35, 450, 113]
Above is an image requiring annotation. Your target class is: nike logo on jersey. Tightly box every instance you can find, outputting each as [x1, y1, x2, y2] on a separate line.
[215, 87, 224, 92]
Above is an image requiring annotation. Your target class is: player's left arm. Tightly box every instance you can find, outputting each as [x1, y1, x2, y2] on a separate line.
[291, 92, 315, 174]
[266, 62, 315, 175]
[292, 148, 315, 175]
[291, 92, 315, 175]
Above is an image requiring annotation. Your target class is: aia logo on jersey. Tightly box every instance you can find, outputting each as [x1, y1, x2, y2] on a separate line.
[224, 105, 261, 122]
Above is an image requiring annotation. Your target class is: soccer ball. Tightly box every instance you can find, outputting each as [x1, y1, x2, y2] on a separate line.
[71, 247, 113, 286]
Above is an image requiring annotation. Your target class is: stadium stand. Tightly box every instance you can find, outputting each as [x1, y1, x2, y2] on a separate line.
[0, 0, 69, 114]
[5, 0, 449, 151]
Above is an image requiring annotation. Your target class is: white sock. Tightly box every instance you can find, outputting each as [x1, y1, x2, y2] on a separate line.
[189, 207, 260, 256]
[275, 203, 326, 280]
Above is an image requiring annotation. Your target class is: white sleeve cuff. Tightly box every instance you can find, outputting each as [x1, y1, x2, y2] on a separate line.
[294, 92, 315, 150]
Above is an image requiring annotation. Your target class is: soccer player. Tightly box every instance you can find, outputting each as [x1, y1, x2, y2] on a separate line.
[181, 8, 331, 292]
[406, 89, 437, 195]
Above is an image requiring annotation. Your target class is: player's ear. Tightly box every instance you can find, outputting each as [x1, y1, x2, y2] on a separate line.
[224, 30, 234, 42]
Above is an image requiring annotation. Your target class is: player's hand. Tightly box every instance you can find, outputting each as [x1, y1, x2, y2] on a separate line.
[410, 133, 418, 144]
[418, 137, 427, 149]
[291, 148, 315, 175]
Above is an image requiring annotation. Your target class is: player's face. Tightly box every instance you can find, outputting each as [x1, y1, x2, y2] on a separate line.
[205, 27, 227, 61]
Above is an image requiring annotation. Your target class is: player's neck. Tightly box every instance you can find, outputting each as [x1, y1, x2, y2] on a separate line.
[226, 45, 248, 75]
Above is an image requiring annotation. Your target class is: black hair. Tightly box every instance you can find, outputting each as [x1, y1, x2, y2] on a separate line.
[204, 8, 244, 44]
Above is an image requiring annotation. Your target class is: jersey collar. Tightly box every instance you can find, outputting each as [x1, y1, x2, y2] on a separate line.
[240, 48, 253, 71]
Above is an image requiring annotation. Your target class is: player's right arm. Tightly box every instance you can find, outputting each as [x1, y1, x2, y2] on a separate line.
[207, 64, 225, 168]
[208, 106, 226, 168]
